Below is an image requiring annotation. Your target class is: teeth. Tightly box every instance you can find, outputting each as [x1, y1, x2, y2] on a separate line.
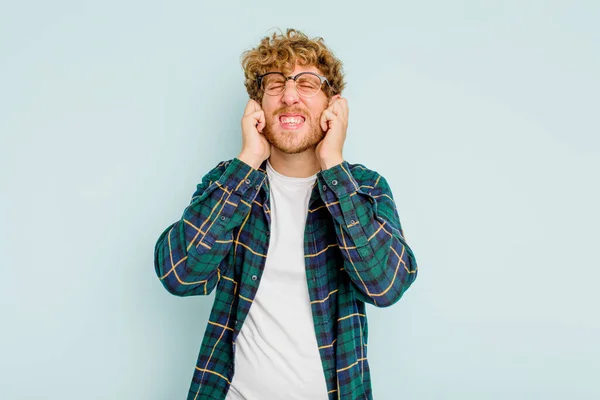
[281, 117, 304, 124]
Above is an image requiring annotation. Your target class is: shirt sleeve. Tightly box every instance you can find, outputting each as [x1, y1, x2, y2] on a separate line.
[317, 161, 418, 307]
[154, 158, 266, 297]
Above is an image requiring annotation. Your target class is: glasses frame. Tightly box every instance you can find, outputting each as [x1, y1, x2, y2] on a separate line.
[256, 72, 330, 98]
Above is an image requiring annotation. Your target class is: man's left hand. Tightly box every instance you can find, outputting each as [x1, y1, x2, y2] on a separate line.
[317, 97, 348, 170]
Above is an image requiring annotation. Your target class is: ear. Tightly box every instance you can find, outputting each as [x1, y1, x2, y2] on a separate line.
[328, 94, 341, 106]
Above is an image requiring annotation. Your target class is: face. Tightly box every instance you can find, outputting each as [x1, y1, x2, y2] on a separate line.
[261, 65, 336, 155]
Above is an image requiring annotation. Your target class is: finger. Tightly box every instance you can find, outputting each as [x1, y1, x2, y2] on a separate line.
[334, 98, 349, 116]
[247, 110, 263, 124]
[244, 99, 261, 116]
[256, 110, 265, 133]
[243, 110, 263, 128]
[331, 103, 340, 116]
[341, 98, 349, 119]
[320, 109, 329, 131]
[320, 109, 335, 131]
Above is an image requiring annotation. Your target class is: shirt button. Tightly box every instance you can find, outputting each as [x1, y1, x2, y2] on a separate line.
[322, 185, 327, 191]
[332, 180, 338, 186]
[255, 184, 260, 191]
[251, 275, 257, 281]
[220, 216, 226, 221]
[245, 179, 251, 185]
[350, 219, 356, 224]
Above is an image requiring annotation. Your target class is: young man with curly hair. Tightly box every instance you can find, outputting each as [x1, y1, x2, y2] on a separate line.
[154, 28, 418, 400]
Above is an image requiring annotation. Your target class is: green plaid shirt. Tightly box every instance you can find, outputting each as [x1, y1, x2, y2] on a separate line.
[154, 157, 418, 400]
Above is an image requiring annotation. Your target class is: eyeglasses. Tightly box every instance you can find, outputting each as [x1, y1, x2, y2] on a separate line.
[256, 72, 330, 98]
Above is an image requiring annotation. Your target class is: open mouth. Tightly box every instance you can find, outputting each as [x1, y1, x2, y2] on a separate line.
[279, 114, 306, 130]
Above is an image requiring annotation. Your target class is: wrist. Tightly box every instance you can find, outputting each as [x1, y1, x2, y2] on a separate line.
[237, 152, 264, 170]
[319, 156, 344, 170]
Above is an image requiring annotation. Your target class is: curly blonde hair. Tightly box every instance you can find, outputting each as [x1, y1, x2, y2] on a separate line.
[241, 29, 346, 102]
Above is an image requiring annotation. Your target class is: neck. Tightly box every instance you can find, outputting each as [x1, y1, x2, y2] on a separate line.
[267, 146, 321, 178]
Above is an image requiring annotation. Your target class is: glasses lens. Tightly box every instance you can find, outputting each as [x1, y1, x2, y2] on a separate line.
[262, 74, 286, 95]
[260, 73, 323, 96]
[296, 74, 322, 96]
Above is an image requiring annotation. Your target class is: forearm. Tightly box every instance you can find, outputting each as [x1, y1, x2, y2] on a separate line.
[154, 158, 265, 296]
[318, 162, 418, 307]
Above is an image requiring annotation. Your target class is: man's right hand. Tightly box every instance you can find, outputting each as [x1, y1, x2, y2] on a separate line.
[238, 99, 269, 169]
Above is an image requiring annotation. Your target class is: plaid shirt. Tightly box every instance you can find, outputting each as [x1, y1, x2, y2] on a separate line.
[154, 157, 418, 400]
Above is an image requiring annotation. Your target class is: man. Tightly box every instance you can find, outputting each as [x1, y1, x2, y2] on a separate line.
[154, 28, 418, 400]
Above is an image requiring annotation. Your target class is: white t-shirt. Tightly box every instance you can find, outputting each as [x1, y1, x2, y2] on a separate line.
[225, 161, 329, 400]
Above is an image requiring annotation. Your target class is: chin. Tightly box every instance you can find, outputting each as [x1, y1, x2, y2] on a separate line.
[265, 127, 324, 155]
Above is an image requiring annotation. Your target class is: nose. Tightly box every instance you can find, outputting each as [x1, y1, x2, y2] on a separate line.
[281, 79, 300, 106]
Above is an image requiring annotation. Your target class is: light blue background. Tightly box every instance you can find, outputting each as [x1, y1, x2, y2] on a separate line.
[1, 1, 599, 399]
